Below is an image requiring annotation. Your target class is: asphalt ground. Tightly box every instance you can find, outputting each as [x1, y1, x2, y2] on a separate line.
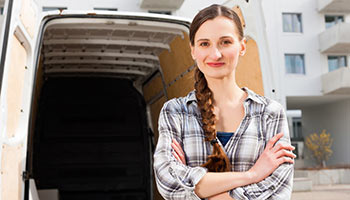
[291, 184, 350, 200]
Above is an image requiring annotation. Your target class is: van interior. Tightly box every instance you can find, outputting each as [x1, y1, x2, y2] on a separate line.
[27, 15, 191, 200]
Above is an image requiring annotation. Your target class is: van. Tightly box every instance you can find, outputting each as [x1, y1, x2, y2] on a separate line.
[0, 0, 273, 199]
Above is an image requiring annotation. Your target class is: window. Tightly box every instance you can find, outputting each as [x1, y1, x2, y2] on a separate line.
[148, 10, 171, 15]
[94, 8, 118, 11]
[0, 7, 4, 15]
[42, 7, 67, 12]
[325, 15, 344, 29]
[282, 13, 302, 33]
[328, 56, 347, 72]
[285, 54, 305, 74]
[292, 117, 302, 139]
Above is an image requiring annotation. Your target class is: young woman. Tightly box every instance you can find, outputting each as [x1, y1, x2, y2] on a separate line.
[153, 4, 295, 200]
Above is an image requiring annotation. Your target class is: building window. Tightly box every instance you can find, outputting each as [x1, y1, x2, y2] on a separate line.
[94, 8, 118, 11]
[43, 7, 67, 12]
[328, 56, 347, 72]
[282, 13, 302, 33]
[0, 7, 4, 15]
[148, 10, 171, 15]
[325, 15, 344, 29]
[285, 54, 305, 74]
[292, 117, 303, 140]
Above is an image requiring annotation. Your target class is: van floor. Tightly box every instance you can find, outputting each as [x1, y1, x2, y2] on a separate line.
[31, 77, 151, 200]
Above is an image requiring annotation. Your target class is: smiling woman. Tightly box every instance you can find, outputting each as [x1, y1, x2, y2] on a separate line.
[153, 4, 295, 200]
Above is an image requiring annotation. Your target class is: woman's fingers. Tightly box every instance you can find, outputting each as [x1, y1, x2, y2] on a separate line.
[272, 142, 295, 153]
[277, 156, 294, 165]
[171, 139, 186, 164]
[173, 139, 185, 156]
[266, 132, 284, 149]
[275, 149, 296, 159]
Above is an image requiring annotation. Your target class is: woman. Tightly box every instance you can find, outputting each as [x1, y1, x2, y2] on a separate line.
[153, 4, 295, 200]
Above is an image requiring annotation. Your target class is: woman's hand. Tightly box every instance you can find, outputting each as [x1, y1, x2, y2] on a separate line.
[171, 139, 186, 165]
[248, 132, 296, 183]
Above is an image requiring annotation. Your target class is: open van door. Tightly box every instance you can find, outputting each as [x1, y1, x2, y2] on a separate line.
[0, 0, 40, 199]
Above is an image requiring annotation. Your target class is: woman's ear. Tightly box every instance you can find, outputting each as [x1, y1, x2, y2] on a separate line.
[239, 38, 247, 56]
[190, 42, 196, 60]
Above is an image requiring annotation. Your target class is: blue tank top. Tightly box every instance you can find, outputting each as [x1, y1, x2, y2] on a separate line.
[217, 131, 234, 146]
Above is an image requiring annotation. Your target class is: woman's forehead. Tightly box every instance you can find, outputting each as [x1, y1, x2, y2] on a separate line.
[195, 16, 239, 40]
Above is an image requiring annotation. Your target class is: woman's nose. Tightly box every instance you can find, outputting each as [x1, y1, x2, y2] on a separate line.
[209, 46, 222, 60]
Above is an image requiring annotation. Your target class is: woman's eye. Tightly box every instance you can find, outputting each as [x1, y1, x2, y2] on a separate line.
[199, 42, 209, 47]
[221, 40, 232, 45]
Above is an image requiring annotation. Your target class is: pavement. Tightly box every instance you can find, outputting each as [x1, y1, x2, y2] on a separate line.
[291, 184, 350, 200]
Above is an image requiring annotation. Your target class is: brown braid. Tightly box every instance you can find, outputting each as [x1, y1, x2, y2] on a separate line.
[190, 4, 244, 172]
[194, 68, 231, 172]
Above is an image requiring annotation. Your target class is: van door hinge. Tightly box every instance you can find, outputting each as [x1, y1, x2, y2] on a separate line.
[22, 171, 31, 181]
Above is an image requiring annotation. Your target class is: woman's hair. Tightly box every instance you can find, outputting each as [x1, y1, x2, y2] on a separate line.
[190, 4, 244, 172]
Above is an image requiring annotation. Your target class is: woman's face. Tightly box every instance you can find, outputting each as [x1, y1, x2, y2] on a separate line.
[191, 16, 246, 80]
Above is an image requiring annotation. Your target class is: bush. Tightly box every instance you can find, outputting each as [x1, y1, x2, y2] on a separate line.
[305, 129, 333, 168]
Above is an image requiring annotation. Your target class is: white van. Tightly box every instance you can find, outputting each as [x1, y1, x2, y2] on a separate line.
[0, 0, 274, 199]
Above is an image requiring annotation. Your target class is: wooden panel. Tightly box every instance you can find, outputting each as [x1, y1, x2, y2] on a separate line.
[236, 39, 264, 96]
[166, 69, 195, 100]
[1, 143, 24, 200]
[20, 0, 37, 38]
[150, 95, 167, 145]
[6, 35, 27, 138]
[232, 5, 246, 28]
[143, 74, 163, 103]
[158, 32, 194, 85]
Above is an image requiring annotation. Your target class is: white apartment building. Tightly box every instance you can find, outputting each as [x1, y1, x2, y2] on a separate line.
[0, 0, 349, 169]
[260, 0, 350, 168]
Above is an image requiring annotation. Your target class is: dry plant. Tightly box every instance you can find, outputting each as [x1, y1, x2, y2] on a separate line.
[305, 129, 333, 168]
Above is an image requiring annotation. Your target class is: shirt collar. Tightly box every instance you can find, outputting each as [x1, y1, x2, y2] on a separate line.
[185, 87, 266, 105]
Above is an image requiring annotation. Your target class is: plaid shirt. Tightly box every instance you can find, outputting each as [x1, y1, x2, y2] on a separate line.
[153, 88, 294, 200]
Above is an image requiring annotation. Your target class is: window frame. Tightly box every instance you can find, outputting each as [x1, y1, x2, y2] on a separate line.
[282, 12, 303, 33]
[284, 54, 306, 75]
[327, 55, 348, 72]
[325, 15, 344, 29]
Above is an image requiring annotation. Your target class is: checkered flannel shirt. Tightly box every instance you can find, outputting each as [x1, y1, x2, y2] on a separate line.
[153, 88, 294, 200]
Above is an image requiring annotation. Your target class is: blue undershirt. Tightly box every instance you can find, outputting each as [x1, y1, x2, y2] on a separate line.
[216, 131, 234, 146]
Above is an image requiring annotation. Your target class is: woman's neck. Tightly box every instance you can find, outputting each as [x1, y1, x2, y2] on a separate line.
[205, 74, 246, 106]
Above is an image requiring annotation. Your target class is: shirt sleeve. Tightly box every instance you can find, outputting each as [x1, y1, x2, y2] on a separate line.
[153, 100, 208, 200]
[229, 103, 294, 200]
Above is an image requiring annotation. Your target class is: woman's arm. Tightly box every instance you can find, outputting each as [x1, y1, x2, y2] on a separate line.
[172, 132, 295, 198]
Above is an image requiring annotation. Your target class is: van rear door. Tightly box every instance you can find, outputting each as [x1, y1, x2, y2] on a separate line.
[0, 0, 40, 199]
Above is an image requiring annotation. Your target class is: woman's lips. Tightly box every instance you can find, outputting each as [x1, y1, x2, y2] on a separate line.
[207, 62, 225, 67]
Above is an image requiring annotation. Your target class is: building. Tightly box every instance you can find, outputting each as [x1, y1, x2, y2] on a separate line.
[259, 0, 350, 168]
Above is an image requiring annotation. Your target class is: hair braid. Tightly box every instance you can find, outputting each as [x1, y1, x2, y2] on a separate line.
[194, 68, 231, 172]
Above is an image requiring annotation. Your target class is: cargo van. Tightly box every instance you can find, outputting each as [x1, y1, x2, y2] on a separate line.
[0, 0, 275, 199]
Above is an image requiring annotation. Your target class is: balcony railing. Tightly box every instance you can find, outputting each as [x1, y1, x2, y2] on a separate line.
[318, 0, 350, 13]
[322, 67, 350, 95]
[319, 22, 350, 54]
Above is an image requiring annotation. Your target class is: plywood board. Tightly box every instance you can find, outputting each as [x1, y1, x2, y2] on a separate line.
[232, 5, 246, 29]
[158, 32, 194, 85]
[166, 69, 195, 100]
[6, 35, 27, 138]
[236, 39, 264, 96]
[150, 95, 167, 145]
[0, 143, 24, 200]
[143, 74, 164, 103]
[20, 0, 37, 38]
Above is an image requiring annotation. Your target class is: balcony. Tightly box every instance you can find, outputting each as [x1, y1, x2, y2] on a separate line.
[140, 0, 184, 10]
[322, 67, 350, 95]
[319, 22, 350, 54]
[318, 0, 350, 13]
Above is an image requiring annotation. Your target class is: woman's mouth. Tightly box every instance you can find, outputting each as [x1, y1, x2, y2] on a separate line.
[207, 62, 225, 67]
